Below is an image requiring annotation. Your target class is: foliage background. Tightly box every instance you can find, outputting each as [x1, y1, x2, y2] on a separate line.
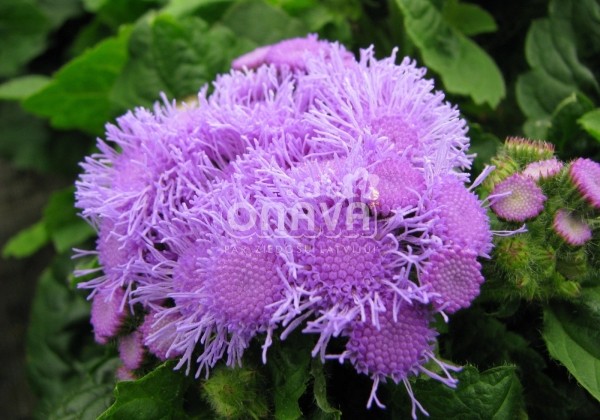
[1, 0, 600, 418]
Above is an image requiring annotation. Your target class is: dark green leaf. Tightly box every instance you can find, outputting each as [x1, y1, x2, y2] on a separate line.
[442, 0, 497, 36]
[220, 0, 308, 45]
[269, 335, 312, 420]
[579, 109, 600, 142]
[43, 187, 95, 253]
[2, 221, 49, 259]
[84, 0, 165, 28]
[27, 259, 99, 403]
[37, 0, 84, 29]
[0, 0, 51, 77]
[0, 75, 51, 101]
[391, 366, 525, 419]
[23, 27, 131, 135]
[543, 303, 600, 403]
[98, 362, 191, 419]
[546, 93, 595, 154]
[310, 359, 341, 419]
[395, 0, 505, 107]
[111, 14, 254, 110]
[47, 382, 115, 420]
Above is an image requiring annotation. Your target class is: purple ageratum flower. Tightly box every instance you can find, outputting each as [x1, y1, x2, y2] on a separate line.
[119, 331, 145, 370]
[430, 175, 492, 257]
[301, 45, 471, 175]
[552, 209, 593, 246]
[90, 286, 127, 344]
[339, 302, 459, 418]
[420, 247, 484, 314]
[491, 173, 546, 222]
[569, 158, 600, 209]
[232, 34, 354, 71]
[369, 158, 425, 215]
[522, 158, 563, 180]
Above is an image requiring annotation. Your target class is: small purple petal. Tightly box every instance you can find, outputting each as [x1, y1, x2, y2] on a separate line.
[522, 158, 563, 180]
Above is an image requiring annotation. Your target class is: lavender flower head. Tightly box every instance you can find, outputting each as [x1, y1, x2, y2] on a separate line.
[75, 36, 492, 417]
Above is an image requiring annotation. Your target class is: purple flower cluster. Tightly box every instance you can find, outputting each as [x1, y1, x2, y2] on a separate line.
[76, 36, 492, 417]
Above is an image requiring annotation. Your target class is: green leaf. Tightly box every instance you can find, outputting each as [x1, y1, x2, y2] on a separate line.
[579, 109, 600, 142]
[543, 303, 600, 403]
[47, 382, 115, 420]
[84, 0, 165, 28]
[23, 27, 131, 135]
[546, 93, 595, 156]
[0, 75, 51, 101]
[220, 0, 308, 45]
[269, 335, 312, 420]
[0, 0, 51, 77]
[395, 0, 505, 107]
[310, 359, 341, 419]
[442, 0, 497, 36]
[391, 366, 525, 419]
[98, 362, 191, 419]
[516, 0, 600, 138]
[27, 258, 103, 404]
[2, 221, 49, 259]
[44, 187, 95, 253]
[111, 14, 254, 110]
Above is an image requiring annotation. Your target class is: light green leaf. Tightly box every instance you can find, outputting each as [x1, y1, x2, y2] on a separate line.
[543, 303, 600, 403]
[98, 363, 191, 419]
[442, 0, 497, 36]
[0, 75, 51, 101]
[579, 109, 600, 142]
[547, 93, 595, 153]
[111, 14, 254, 110]
[395, 0, 505, 107]
[23, 27, 131, 135]
[391, 366, 525, 419]
[2, 221, 49, 259]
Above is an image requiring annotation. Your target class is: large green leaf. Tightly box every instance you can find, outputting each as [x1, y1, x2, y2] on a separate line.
[442, 0, 497, 36]
[23, 27, 132, 135]
[2, 221, 49, 259]
[220, 0, 308, 45]
[391, 366, 525, 419]
[98, 362, 191, 419]
[0, 0, 51, 77]
[516, 0, 600, 139]
[395, 0, 505, 107]
[543, 302, 600, 403]
[27, 256, 116, 417]
[269, 335, 312, 420]
[111, 14, 254, 110]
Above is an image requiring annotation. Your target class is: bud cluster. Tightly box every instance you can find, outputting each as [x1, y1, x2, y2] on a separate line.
[483, 137, 600, 300]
